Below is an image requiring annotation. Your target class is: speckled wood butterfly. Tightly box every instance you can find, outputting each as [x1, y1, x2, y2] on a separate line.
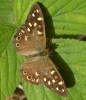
[13, 3, 67, 97]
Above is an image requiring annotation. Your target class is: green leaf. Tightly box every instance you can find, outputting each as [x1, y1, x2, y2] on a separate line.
[0, 0, 15, 24]
[0, 0, 86, 100]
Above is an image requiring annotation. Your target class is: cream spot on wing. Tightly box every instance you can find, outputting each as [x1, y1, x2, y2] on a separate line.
[27, 75, 32, 80]
[32, 78, 35, 82]
[62, 89, 65, 92]
[36, 9, 39, 13]
[37, 17, 42, 21]
[16, 36, 21, 41]
[48, 81, 51, 85]
[44, 78, 46, 82]
[56, 87, 59, 90]
[32, 13, 35, 17]
[36, 79, 39, 83]
[16, 43, 20, 47]
[23, 70, 27, 75]
[25, 36, 28, 41]
[27, 28, 30, 32]
[38, 31, 42, 35]
[35, 72, 39, 76]
[34, 22, 37, 26]
[21, 30, 25, 33]
[50, 70, 55, 75]
[29, 22, 32, 27]
[52, 79, 55, 83]
[58, 81, 63, 85]
[19, 32, 22, 36]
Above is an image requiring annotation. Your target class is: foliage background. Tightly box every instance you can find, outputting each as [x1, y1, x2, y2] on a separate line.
[0, 0, 86, 100]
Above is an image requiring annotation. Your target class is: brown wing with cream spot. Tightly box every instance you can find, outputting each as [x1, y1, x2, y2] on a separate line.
[20, 56, 67, 97]
[13, 3, 46, 55]
[20, 56, 44, 85]
[43, 58, 67, 97]
[25, 3, 46, 48]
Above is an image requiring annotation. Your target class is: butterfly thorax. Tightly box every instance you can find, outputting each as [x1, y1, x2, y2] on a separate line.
[40, 49, 50, 56]
[26, 49, 50, 59]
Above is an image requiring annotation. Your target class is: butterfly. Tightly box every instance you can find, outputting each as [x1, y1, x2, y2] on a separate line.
[13, 3, 67, 97]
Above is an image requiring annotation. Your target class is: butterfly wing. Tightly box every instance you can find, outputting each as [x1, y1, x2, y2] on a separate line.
[20, 56, 45, 85]
[25, 3, 46, 48]
[13, 3, 46, 55]
[43, 58, 67, 97]
[20, 56, 67, 97]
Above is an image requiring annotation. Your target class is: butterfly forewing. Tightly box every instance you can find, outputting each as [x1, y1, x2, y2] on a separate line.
[25, 3, 46, 48]
[13, 3, 46, 55]
[13, 3, 67, 97]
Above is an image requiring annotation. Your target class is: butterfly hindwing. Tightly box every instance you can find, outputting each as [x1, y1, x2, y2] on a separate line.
[43, 58, 67, 97]
[20, 56, 67, 97]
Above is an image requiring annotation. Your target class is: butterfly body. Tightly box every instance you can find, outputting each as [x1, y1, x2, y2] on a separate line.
[13, 3, 67, 97]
